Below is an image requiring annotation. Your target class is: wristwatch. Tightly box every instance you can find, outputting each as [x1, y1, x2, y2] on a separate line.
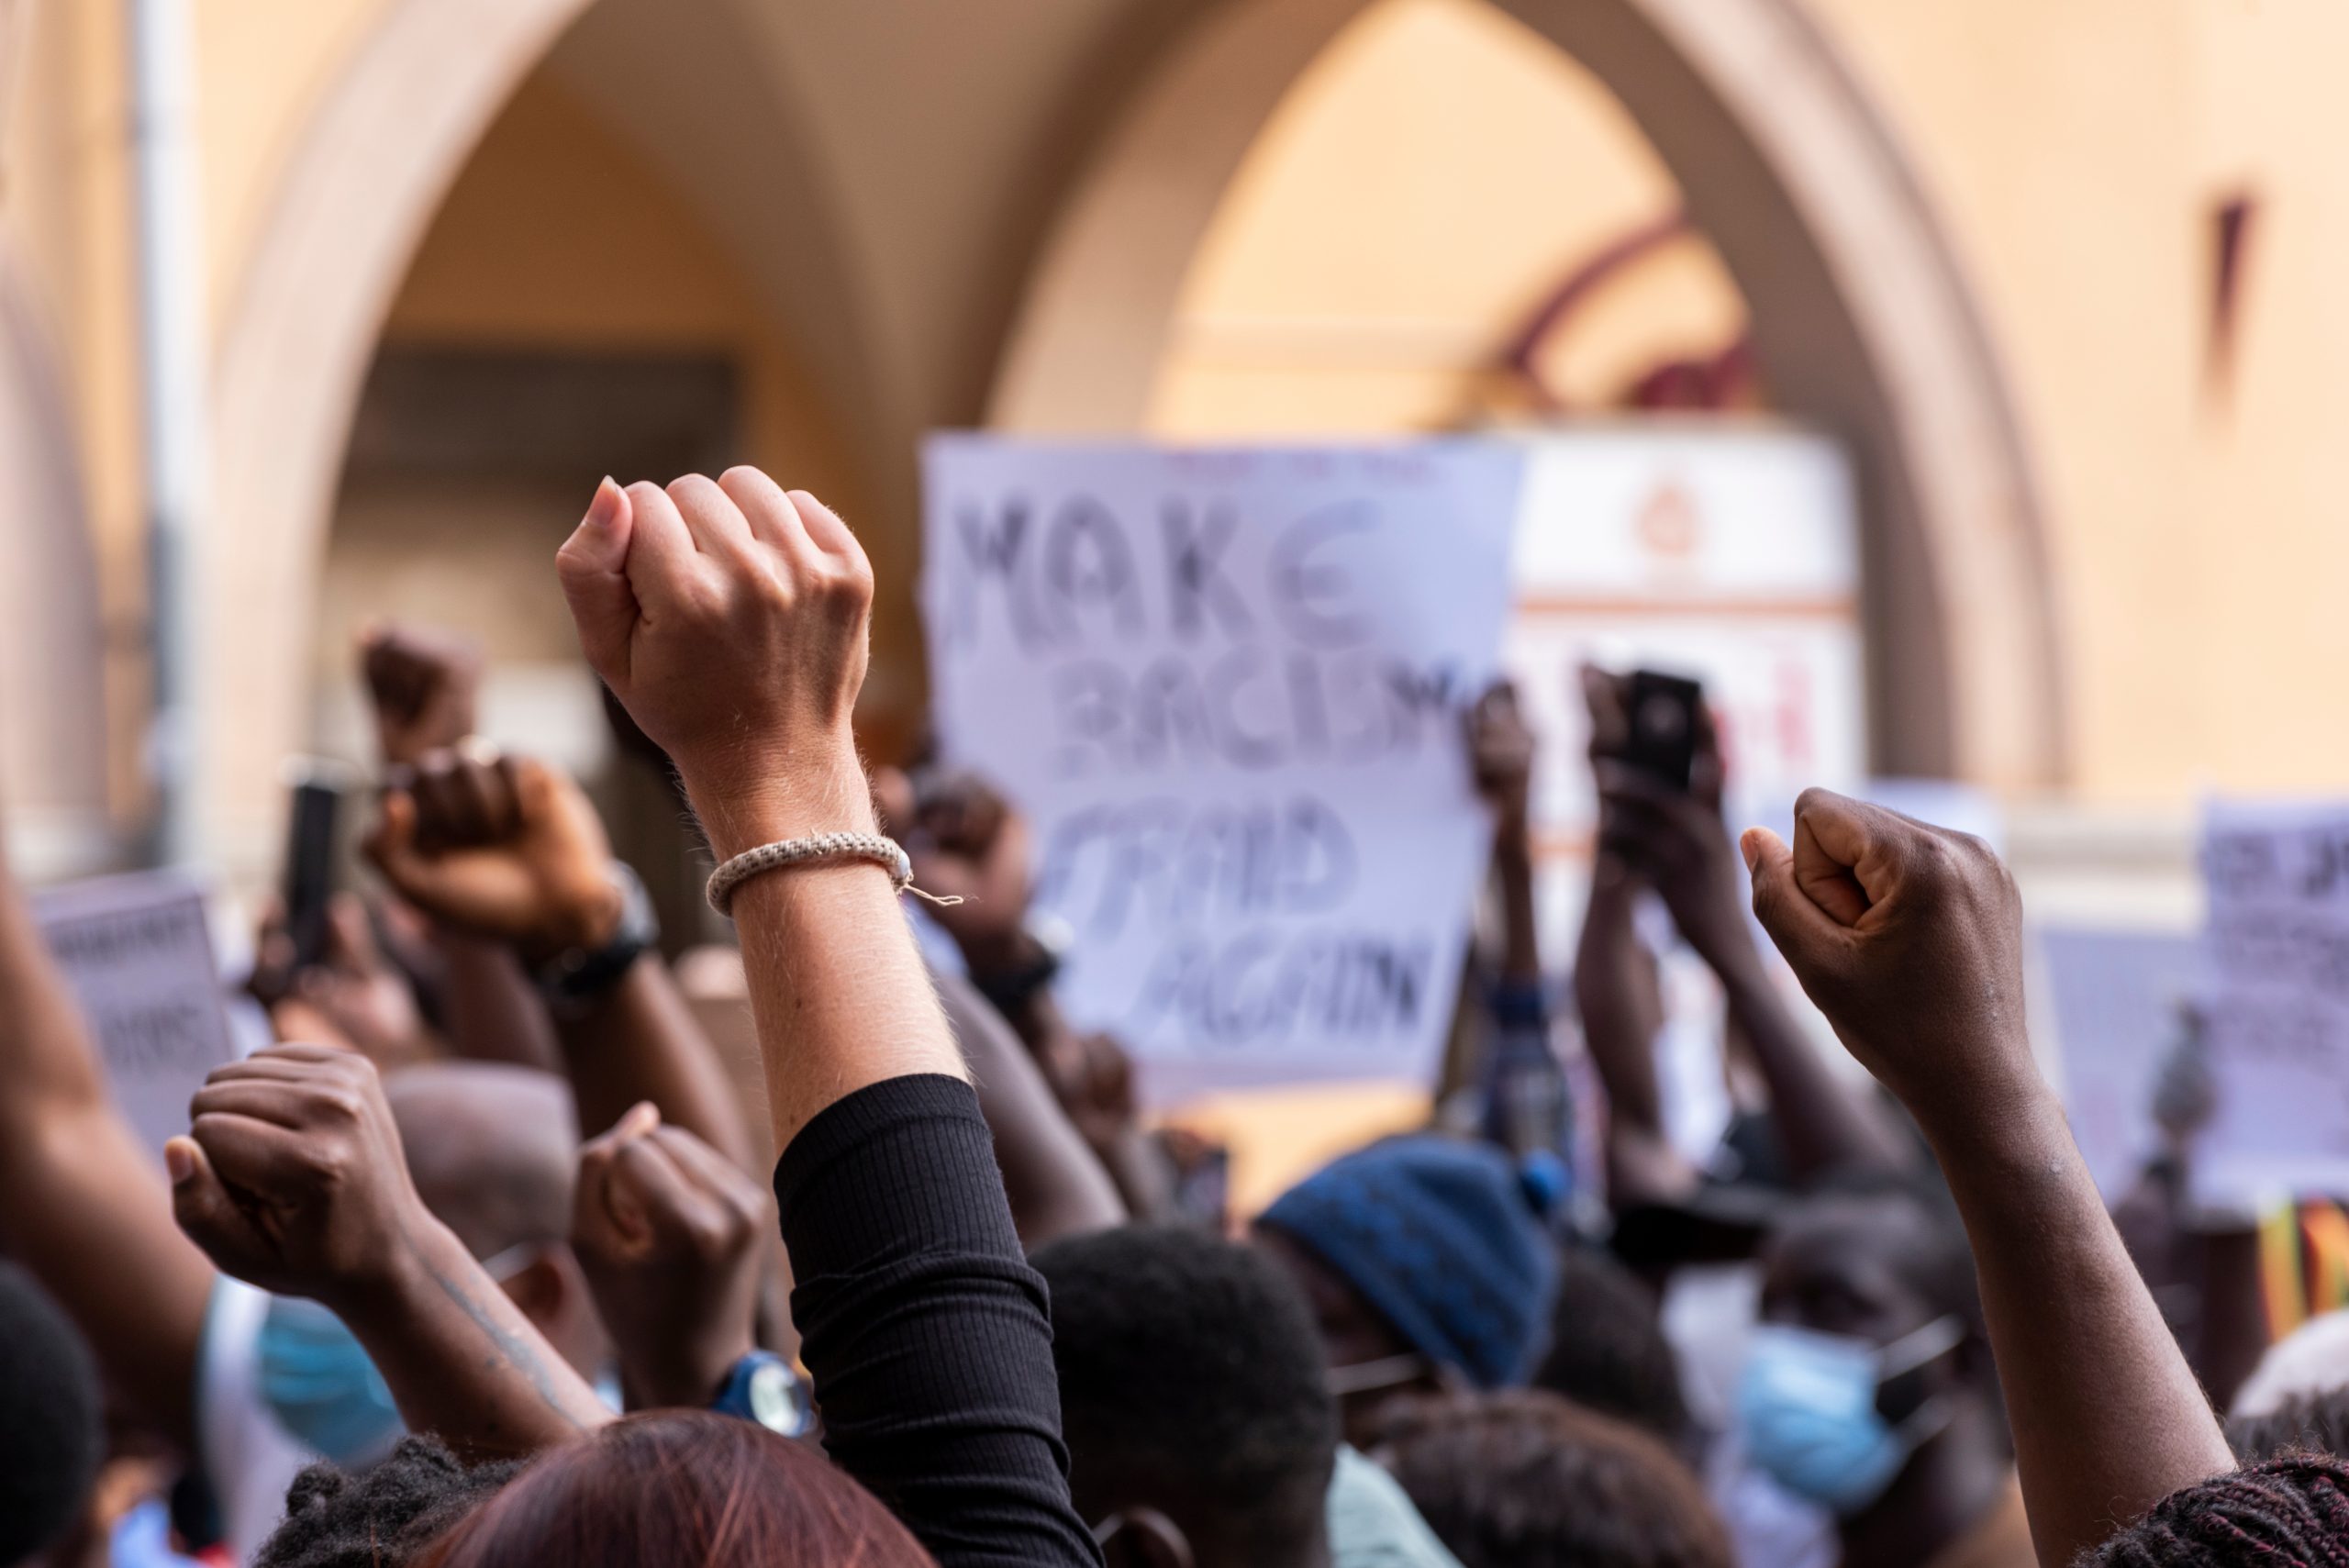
[709, 1350, 812, 1438]
[535, 862, 658, 1012]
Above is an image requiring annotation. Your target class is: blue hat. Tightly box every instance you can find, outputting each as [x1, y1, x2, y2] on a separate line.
[1261, 1136, 1557, 1389]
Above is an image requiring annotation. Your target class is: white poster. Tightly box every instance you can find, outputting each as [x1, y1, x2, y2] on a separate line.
[922, 438, 1523, 1100]
[2195, 801, 2349, 1205]
[31, 872, 236, 1159]
[2035, 925, 2197, 1198]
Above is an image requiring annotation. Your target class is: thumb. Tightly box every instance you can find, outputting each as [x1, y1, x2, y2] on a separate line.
[166, 1137, 265, 1275]
[556, 477, 640, 687]
[1741, 827, 1842, 976]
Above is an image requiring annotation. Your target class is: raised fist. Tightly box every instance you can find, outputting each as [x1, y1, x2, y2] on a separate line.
[1741, 789, 2032, 1113]
[363, 748, 619, 964]
[1465, 681, 1536, 840]
[167, 1044, 436, 1307]
[360, 622, 483, 769]
[571, 1103, 764, 1407]
[555, 472, 876, 858]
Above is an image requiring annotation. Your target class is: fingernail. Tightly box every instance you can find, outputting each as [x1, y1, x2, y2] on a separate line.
[1739, 830, 1761, 873]
[164, 1140, 195, 1184]
[584, 476, 621, 530]
[618, 1100, 660, 1138]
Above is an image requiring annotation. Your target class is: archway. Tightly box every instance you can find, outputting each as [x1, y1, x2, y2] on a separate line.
[991, 0, 2061, 789]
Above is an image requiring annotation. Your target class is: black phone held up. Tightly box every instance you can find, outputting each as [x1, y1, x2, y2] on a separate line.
[1623, 670, 1703, 790]
[281, 766, 345, 970]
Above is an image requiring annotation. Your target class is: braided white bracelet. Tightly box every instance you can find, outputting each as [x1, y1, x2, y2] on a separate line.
[704, 831, 963, 918]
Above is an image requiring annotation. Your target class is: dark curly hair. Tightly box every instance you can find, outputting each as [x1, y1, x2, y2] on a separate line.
[2232, 1387, 2349, 1464]
[1370, 1388, 1731, 1568]
[1531, 1246, 1693, 1456]
[256, 1436, 519, 1568]
[0, 1262, 102, 1564]
[2081, 1451, 2349, 1566]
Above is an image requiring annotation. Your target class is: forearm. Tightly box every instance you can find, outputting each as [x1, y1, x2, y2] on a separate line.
[555, 956, 759, 1169]
[1494, 835, 1542, 984]
[1574, 874, 1665, 1139]
[343, 1221, 609, 1459]
[938, 972, 1125, 1247]
[697, 773, 965, 1152]
[1714, 955, 1909, 1178]
[431, 929, 562, 1071]
[1922, 1082, 2232, 1564]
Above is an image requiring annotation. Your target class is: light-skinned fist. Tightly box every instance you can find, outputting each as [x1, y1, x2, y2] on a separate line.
[555, 472, 876, 859]
[571, 1103, 765, 1409]
[1740, 788, 2035, 1119]
[167, 1044, 442, 1309]
[364, 749, 620, 965]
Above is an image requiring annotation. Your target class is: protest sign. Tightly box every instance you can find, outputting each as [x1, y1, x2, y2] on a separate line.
[2194, 801, 2349, 1205]
[922, 438, 1522, 1100]
[2035, 924, 2196, 1198]
[31, 872, 237, 1158]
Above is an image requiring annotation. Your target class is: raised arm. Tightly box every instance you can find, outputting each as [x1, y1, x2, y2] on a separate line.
[365, 749, 758, 1171]
[1742, 789, 2232, 1565]
[167, 1043, 608, 1459]
[0, 833, 213, 1446]
[556, 470, 1101, 1567]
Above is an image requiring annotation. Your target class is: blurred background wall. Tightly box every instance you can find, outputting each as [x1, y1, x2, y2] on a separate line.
[0, 0, 2330, 921]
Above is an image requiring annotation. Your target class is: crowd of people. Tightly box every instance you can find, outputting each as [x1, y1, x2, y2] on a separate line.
[0, 465, 2344, 1567]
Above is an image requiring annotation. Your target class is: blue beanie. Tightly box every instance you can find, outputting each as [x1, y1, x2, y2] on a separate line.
[1260, 1136, 1557, 1389]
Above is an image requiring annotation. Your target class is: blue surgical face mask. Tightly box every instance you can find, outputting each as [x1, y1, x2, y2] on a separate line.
[1736, 1316, 1965, 1517]
[256, 1295, 402, 1467]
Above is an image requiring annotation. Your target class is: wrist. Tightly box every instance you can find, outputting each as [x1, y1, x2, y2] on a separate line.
[332, 1210, 469, 1324]
[1911, 1058, 2067, 1174]
[685, 749, 874, 862]
[626, 1333, 756, 1411]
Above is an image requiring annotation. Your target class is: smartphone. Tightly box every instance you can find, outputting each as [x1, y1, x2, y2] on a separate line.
[1623, 670, 1703, 790]
[281, 764, 346, 970]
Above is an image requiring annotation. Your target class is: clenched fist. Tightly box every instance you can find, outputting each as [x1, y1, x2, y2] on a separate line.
[166, 1044, 440, 1308]
[1740, 789, 2035, 1118]
[364, 749, 620, 964]
[572, 1103, 765, 1408]
[556, 472, 876, 859]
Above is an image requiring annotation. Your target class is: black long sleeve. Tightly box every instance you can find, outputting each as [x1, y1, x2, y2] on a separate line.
[774, 1073, 1104, 1568]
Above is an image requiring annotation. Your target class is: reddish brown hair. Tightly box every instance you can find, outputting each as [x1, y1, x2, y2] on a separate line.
[417, 1411, 932, 1567]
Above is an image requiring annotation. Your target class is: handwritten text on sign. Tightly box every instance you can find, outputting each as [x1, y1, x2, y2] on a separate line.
[922, 439, 1522, 1098]
[2195, 802, 2349, 1205]
[31, 872, 236, 1160]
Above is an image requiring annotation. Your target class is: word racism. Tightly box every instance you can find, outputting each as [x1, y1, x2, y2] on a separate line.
[939, 493, 1476, 776]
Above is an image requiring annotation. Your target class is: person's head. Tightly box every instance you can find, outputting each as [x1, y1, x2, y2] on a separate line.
[257, 1437, 518, 1568]
[1531, 1246, 1694, 1457]
[2232, 1388, 2349, 1463]
[1369, 1389, 1731, 1568]
[2085, 1452, 2349, 1565]
[0, 1262, 101, 1566]
[1741, 1170, 1992, 1521]
[1254, 1136, 1557, 1442]
[1033, 1225, 1338, 1568]
[417, 1412, 929, 1567]
[384, 1062, 600, 1371]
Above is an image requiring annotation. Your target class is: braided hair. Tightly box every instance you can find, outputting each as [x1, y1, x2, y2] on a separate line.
[2085, 1452, 2349, 1566]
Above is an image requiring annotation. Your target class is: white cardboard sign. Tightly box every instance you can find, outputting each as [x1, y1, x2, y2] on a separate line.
[31, 872, 236, 1159]
[922, 438, 1523, 1100]
[2195, 801, 2349, 1204]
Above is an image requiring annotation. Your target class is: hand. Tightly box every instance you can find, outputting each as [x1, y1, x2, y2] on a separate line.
[259, 895, 434, 1065]
[1740, 789, 2035, 1118]
[1466, 682, 1535, 845]
[885, 768, 1035, 973]
[360, 622, 483, 769]
[1592, 701, 1752, 978]
[572, 1103, 764, 1408]
[166, 1043, 443, 1308]
[364, 748, 621, 965]
[556, 472, 875, 858]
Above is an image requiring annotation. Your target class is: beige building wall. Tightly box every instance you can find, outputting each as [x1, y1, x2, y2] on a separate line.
[7, 0, 2349, 878]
